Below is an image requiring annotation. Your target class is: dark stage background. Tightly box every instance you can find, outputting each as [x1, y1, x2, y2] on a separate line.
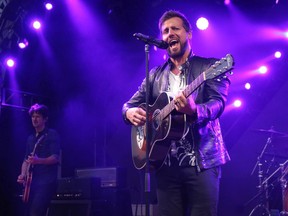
[0, 0, 288, 215]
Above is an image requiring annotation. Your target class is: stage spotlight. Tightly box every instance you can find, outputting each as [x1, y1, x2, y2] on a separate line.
[6, 58, 15, 68]
[224, 0, 231, 5]
[32, 20, 41, 30]
[245, 83, 251, 90]
[258, 66, 268, 74]
[274, 51, 281, 58]
[233, 100, 242, 108]
[45, 2, 53, 10]
[18, 38, 29, 49]
[196, 17, 209, 31]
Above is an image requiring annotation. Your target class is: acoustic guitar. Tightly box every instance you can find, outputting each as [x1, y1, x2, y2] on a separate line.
[131, 54, 234, 170]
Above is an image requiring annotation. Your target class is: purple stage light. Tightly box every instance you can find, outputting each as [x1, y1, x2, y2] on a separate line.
[233, 100, 242, 108]
[245, 83, 251, 90]
[224, 0, 231, 5]
[6, 58, 15, 68]
[45, 2, 53, 10]
[258, 66, 268, 74]
[32, 20, 41, 30]
[196, 17, 209, 31]
[18, 38, 29, 49]
[274, 51, 281, 58]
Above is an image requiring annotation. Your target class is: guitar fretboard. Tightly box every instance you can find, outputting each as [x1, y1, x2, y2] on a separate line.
[157, 72, 205, 122]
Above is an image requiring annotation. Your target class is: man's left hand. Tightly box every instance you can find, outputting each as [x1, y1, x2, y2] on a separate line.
[26, 155, 39, 165]
[174, 93, 196, 116]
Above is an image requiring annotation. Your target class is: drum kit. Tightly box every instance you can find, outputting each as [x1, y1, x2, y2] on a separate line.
[248, 127, 288, 216]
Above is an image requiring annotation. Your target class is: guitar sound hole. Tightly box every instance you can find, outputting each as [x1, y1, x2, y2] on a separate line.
[152, 109, 161, 130]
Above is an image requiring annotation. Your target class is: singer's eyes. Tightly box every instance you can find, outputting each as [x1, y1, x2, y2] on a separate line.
[161, 26, 181, 35]
[161, 28, 168, 35]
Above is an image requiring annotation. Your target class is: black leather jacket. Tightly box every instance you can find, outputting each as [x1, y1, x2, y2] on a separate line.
[122, 55, 231, 169]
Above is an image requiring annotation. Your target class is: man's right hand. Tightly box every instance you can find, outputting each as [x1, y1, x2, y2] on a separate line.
[126, 107, 146, 126]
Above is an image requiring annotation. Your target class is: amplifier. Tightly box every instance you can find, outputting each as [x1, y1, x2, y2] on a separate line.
[54, 177, 101, 200]
[75, 167, 126, 188]
[49, 188, 133, 216]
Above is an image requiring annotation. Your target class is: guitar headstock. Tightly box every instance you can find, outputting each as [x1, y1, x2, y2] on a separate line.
[205, 54, 234, 80]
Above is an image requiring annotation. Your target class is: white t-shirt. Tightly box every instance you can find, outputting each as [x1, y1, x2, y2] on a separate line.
[167, 71, 186, 98]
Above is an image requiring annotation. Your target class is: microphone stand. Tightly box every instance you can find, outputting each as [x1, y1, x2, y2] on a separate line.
[144, 43, 151, 216]
[249, 135, 273, 216]
[134, 33, 168, 216]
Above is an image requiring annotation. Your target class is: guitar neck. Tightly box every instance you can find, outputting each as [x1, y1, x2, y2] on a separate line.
[31, 134, 46, 156]
[183, 72, 205, 98]
[26, 134, 46, 171]
[156, 54, 234, 123]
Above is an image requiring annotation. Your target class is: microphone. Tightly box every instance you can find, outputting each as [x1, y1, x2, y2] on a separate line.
[133, 33, 169, 49]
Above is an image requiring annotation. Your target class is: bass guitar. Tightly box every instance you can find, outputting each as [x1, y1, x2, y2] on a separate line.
[22, 134, 46, 203]
[131, 54, 234, 170]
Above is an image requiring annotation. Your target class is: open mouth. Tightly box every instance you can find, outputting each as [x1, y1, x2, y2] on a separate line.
[169, 40, 179, 48]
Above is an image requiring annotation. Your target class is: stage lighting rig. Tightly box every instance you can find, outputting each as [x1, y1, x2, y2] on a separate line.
[0, 0, 50, 54]
[17, 37, 28, 49]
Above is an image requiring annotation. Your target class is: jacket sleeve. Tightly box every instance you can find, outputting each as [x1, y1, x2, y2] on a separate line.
[122, 67, 159, 124]
[194, 58, 231, 124]
[122, 78, 146, 124]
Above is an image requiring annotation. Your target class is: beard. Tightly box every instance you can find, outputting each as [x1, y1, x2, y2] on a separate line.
[168, 40, 189, 59]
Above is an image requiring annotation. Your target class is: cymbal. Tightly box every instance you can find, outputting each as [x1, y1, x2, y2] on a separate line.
[252, 128, 288, 136]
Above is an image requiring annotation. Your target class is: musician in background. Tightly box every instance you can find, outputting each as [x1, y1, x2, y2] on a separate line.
[122, 10, 231, 216]
[17, 103, 60, 216]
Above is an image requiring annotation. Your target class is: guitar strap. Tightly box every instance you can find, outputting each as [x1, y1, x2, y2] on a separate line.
[31, 134, 45, 156]
[28, 134, 46, 172]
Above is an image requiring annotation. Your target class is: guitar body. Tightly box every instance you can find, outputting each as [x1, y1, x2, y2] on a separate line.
[131, 92, 188, 170]
[22, 170, 32, 203]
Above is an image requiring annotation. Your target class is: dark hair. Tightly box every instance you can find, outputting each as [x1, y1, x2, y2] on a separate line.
[158, 10, 192, 33]
[29, 103, 49, 118]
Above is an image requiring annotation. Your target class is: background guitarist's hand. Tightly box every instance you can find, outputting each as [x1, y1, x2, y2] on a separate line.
[174, 93, 197, 116]
[126, 107, 146, 126]
[26, 155, 39, 165]
[17, 174, 26, 184]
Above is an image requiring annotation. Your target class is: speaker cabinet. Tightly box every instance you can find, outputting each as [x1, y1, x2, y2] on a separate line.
[48, 188, 132, 216]
[75, 167, 126, 188]
[54, 177, 101, 200]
